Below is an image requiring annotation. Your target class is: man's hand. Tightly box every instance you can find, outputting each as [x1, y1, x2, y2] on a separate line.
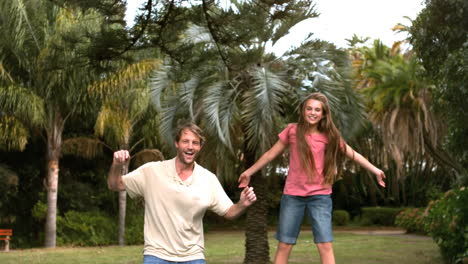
[239, 186, 257, 207]
[113, 150, 130, 165]
[223, 186, 257, 220]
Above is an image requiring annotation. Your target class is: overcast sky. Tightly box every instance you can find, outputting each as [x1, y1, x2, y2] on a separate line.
[125, 0, 425, 54]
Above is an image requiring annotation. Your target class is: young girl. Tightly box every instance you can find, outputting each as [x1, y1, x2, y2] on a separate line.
[238, 92, 386, 264]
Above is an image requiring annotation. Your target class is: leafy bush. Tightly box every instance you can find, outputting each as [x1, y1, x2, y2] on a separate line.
[125, 214, 144, 245]
[395, 208, 426, 234]
[424, 187, 467, 264]
[124, 197, 145, 245]
[332, 210, 350, 226]
[32, 200, 48, 220]
[57, 210, 116, 246]
[360, 207, 404, 226]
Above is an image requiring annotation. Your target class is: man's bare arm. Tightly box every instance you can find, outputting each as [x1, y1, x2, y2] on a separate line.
[107, 150, 130, 191]
[224, 187, 257, 220]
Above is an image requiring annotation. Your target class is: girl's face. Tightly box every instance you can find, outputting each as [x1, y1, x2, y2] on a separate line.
[303, 99, 324, 127]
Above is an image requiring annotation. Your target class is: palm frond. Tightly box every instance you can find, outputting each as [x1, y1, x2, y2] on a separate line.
[1, 0, 42, 51]
[158, 98, 181, 153]
[130, 111, 161, 152]
[89, 59, 161, 98]
[198, 137, 239, 184]
[62, 137, 108, 159]
[270, 1, 318, 45]
[127, 87, 152, 121]
[183, 24, 213, 44]
[242, 66, 289, 154]
[149, 63, 173, 111]
[0, 115, 29, 151]
[94, 105, 132, 148]
[0, 61, 15, 84]
[203, 80, 239, 150]
[391, 16, 413, 34]
[0, 86, 45, 127]
[179, 76, 201, 120]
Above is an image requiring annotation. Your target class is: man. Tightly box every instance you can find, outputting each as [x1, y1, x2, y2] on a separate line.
[108, 122, 257, 264]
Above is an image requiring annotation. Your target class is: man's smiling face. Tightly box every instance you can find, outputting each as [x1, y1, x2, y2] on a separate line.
[175, 128, 202, 165]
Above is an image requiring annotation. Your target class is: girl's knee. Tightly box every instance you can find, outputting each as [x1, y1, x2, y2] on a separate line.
[277, 242, 294, 251]
[316, 242, 333, 252]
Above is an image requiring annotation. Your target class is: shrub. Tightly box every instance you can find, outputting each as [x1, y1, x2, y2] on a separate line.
[124, 197, 145, 245]
[395, 208, 426, 234]
[125, 212, 144, 245]
[332, 210, 350, 226]
[424, 187, 467, 264]
[57, 210, 116, 246]
[360, 207, 404, 226]
[32, 200, 48, 220]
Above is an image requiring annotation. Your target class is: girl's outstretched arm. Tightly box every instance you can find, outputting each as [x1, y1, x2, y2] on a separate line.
[344, 144, 386, 187]
[238, 140, 287, 188]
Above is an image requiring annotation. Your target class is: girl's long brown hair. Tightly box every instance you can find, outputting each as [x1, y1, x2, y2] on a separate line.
[296, 93, 347, 185]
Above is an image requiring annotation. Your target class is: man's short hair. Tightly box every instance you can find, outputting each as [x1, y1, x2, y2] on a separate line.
[175, 121, 205, 145]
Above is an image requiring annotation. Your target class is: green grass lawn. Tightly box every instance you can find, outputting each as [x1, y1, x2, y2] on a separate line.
[0, 230, 442, 264]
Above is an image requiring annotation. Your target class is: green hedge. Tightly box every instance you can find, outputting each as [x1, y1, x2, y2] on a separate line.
[57, 211, 116, 246]
[360, 207, 404, 226]
[125, 211, 144, 245]
[424, 187, 467, 264]
[332, 210, 350, 226]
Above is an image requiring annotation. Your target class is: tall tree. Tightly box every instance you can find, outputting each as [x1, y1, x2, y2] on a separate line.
[409, 0, 468, 184]
[148, 2, 314, 262]
[89, 59, 163, 245]
[350, 39, 460, 204]
[148, 1, 365, 262]
[0, 0, 122, 247]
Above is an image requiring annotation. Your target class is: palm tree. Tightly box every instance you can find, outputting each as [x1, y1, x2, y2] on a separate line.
[149, 2, 365, 262]
[0, 0, 116, 247]
[350, 39, 459, 205]
[88, 59, 163, 245]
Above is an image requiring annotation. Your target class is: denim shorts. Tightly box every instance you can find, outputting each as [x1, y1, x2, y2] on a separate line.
[143, 255, 206, 264]
[274, 194, 333, 244]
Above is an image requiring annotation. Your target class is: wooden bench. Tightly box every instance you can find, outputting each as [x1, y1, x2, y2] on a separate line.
[0, 229, 12, 252]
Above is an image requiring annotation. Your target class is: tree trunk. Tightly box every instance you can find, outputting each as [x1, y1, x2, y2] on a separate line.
[44, 112, 64, 248]
[243, 150, 270, 264]
[44, 158, 59, 248]
[118, 160, 128, 246]
[118, 144, 129, 246]
[118, 190, 127, 245]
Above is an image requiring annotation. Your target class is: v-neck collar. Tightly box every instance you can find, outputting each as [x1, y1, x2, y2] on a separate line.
[170, 158, 196, 186]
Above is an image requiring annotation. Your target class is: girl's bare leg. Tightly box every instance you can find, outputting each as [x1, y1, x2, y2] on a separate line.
[316, 242, 335, 264]
[273, 242, 294, 264]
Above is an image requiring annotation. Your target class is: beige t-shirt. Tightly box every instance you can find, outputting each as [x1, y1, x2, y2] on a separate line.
[122, 158, 233, 261]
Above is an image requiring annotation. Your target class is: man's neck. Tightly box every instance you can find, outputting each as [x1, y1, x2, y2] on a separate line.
[175, 157, 195, 181]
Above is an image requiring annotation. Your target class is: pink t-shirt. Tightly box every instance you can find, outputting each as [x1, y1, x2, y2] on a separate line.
[278, 123, 332, 196]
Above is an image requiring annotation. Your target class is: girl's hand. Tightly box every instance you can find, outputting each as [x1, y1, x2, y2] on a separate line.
[238, 172, 251, 188]
[374, 169, 386, 187]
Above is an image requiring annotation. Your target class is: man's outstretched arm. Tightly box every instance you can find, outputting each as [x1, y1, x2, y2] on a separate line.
[224, 187, 257, 220]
